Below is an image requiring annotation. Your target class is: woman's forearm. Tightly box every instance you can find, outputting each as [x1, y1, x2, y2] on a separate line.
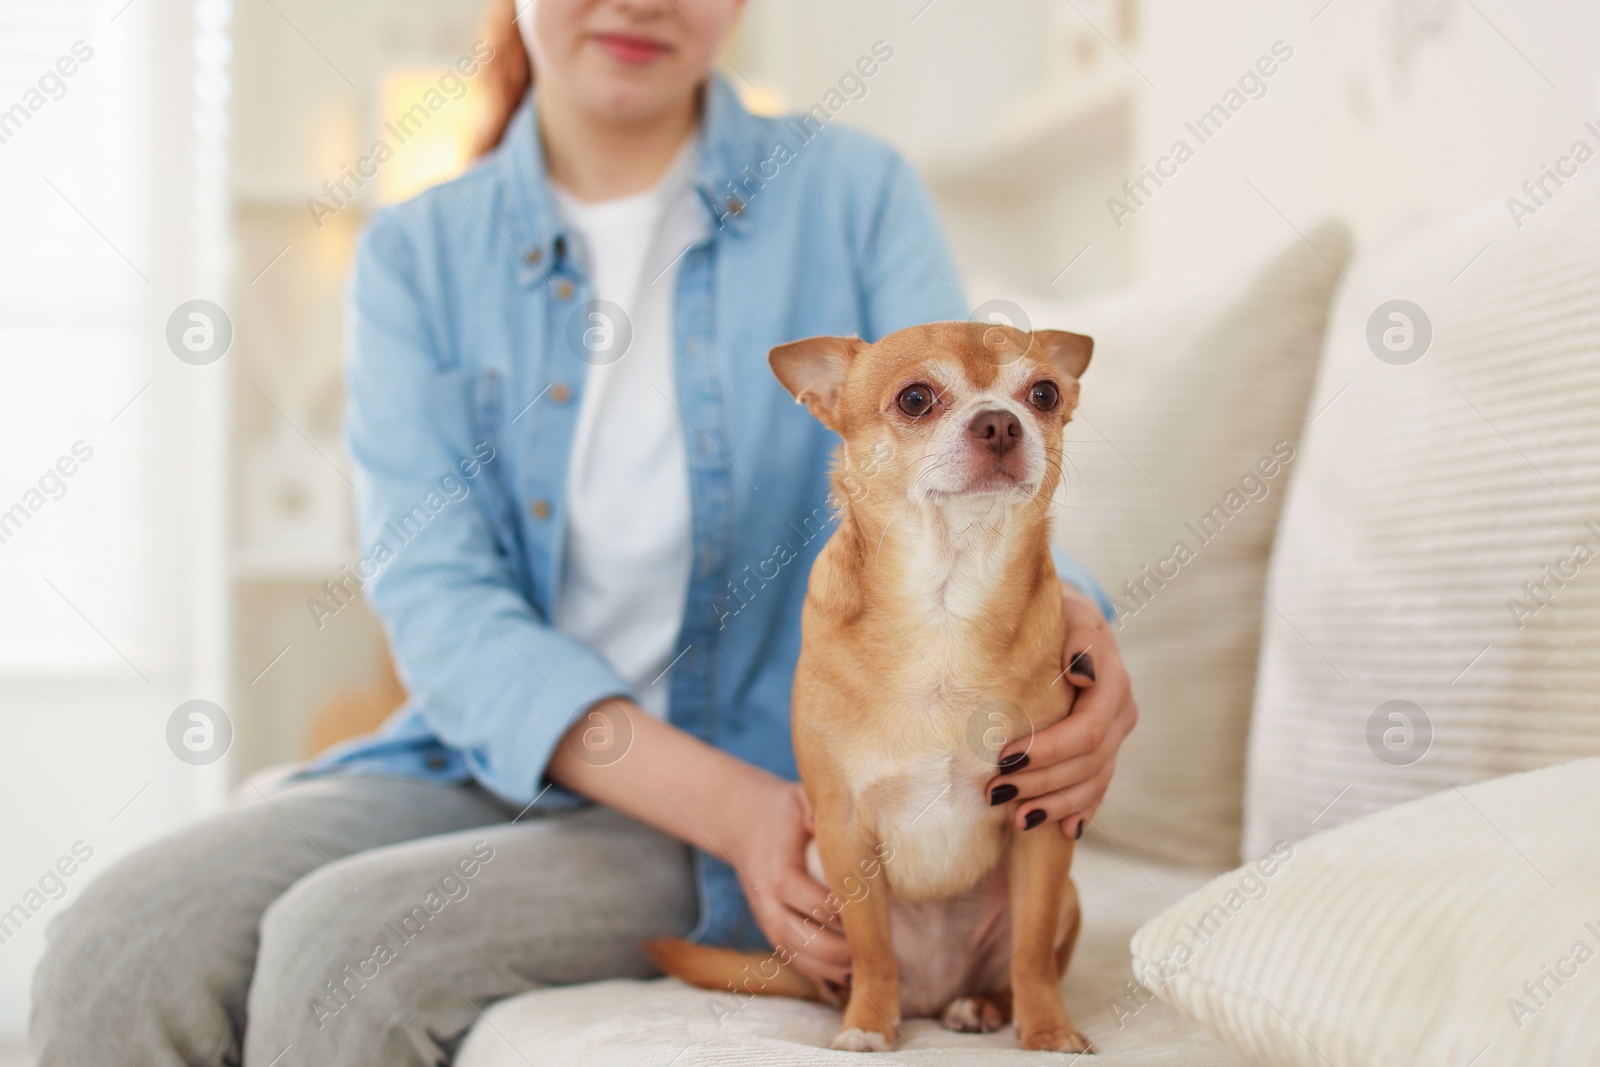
[546, 697, 786, 864]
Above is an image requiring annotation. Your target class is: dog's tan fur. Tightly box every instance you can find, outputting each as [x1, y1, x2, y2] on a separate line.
[650, 322, 1093, 1053]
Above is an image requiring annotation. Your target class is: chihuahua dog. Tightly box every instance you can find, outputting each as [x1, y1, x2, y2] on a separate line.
[651, 322, 1094, 1053]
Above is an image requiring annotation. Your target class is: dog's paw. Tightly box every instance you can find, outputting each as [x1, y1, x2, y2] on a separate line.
[829, 1027, 892, 1052]
[1020, 1024, 1094, 1054]
[1056, 1030, 1095, 1055]
[940, 996, 1006, 1033]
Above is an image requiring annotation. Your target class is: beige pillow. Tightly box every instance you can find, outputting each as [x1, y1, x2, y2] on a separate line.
[1243, 176, 1600, 857]
[1019, 222, 1351, 868]
[1132, 758, 1600, 1067]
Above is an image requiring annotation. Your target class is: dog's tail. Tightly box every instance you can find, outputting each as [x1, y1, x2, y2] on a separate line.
[645, 938, 823, 1001]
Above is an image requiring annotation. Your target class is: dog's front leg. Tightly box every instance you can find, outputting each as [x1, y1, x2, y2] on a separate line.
[814, 808, 899, 1052]
[1008, 829, 1092, 1053]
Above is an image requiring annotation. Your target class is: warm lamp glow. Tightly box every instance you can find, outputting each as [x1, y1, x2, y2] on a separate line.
[738, 82, 788, 117]
[375, 67, 487, 205]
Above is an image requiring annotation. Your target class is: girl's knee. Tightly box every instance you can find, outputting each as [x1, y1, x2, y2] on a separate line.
[250, 864, 468, 1062]
[254, 863, 393, 1036]
[33, 853, 239, 1064]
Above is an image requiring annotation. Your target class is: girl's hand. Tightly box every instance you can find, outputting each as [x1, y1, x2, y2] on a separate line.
[986, 583, 1138, 838]
[727, 780, 851, 991]
[548, 703, 847, 988]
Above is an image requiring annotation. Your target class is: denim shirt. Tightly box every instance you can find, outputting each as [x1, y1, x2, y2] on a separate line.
[312, 74, 1112, 949]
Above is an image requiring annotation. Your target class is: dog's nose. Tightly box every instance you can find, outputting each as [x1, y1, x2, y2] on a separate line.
[967, 408, 1022, 454]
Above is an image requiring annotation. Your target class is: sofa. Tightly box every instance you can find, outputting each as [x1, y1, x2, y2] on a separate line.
[457, 174, 1600, 1066]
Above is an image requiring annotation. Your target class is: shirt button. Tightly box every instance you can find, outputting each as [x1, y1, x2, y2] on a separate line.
[554, 279, 574, 300]
[726, 196, 744, 216]
[549, 382, 571, 404]
[530, 498, 551, 520]
[525, 248, 542, 265]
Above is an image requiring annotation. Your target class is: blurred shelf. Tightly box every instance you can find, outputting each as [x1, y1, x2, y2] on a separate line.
[231, 544, 354, 582]
[916, 67, 1135, 192]
[232, 171, 373, 213]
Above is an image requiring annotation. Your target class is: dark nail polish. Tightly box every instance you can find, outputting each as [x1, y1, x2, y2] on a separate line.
[1023, 808, 1046, 830]
[998, 752, 1029, 773]
[1074, 819, 1085, 840]
[989, 784, 1018, 806]
[1069, 651, 1096, 683]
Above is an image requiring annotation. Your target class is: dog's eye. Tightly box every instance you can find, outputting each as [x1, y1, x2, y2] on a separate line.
[897, 384, 935, 417]
[1029, 381, 1060, 412]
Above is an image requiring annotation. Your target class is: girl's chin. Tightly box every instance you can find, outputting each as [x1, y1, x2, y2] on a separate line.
[574, 78, 695, 123]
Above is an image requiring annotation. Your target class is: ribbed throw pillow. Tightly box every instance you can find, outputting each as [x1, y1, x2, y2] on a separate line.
[1020, 222, 1351, 868]
[1243, 176, 1600, 857]
[1132, 758, 1600, 1067]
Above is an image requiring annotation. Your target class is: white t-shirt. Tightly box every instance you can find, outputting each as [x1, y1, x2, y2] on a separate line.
[551, 140, 700, 719]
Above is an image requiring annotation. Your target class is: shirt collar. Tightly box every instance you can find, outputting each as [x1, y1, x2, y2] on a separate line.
[497, 72, 761, 282]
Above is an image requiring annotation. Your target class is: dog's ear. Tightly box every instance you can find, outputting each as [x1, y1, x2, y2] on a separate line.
[1034, 330, 1093, 381]
[769, 335, 863, 428]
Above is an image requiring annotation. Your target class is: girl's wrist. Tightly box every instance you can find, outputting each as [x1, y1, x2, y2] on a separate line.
[708, 767, 789, 869]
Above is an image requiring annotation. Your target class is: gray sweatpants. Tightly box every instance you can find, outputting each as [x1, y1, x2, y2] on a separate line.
[30, 775, 697, 1066]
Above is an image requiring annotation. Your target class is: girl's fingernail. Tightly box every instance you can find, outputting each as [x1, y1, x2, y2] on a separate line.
[1023, 809, 1047, 830]
[998, 752, 1029, 773]
[1074, 819, 1085, 840]
[989, 784, 1018, 805]
[1069, 651, 1096, 683]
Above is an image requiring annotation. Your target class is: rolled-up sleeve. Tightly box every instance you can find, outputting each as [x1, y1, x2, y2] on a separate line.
[344, 217, 630, 805]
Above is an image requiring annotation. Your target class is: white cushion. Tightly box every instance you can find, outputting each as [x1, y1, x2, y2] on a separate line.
[1018, 223, 1351, 868]
[456, 843, 1246, 1066]
[1243, 175, 1600, 857]
[1132, 757, 1600, 1066]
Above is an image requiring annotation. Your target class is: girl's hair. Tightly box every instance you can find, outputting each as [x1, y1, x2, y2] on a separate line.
[471, 0, 532, 158]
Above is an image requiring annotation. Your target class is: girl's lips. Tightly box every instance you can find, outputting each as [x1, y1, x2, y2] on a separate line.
[592, 32, 672, 65]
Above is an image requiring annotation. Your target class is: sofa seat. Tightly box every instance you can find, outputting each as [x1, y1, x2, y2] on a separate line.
[457, 842, 1245, 1066]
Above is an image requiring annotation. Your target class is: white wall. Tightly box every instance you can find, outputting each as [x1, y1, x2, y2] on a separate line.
[738, 0, 1600, 290]
[736, 0, 1052, 161]
[1132, 0, 1600, 283]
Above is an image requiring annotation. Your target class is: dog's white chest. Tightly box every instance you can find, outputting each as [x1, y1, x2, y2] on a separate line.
[845, 747, 1004, 902]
